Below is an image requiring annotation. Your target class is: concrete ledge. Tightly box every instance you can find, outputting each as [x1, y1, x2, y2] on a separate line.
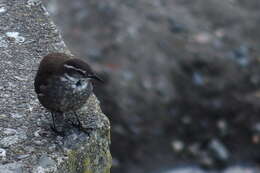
[0, 0, 111, 172]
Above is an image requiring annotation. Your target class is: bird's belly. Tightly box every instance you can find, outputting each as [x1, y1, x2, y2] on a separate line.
[38, 79, 92, 112]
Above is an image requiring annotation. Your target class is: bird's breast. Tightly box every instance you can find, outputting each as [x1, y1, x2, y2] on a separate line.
[59, 75, 92, 93]
[37, 76, 93, 112]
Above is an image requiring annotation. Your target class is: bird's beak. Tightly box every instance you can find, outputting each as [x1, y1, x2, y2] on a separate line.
[88, 75, 104, 82]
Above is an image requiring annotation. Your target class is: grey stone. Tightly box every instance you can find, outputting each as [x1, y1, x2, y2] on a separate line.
[38, 155, 56, 169]
[0, 5, 7, 14]
[209, 139, 229, 161]
[0, 0, 111, 173]
[0, 132, 27, 148]
[164, 167, 205, 173]
[160, 166, 260, 173]
[0, 37, 8, 48]
[3, 128, 17, 135]
[0, 163, 23, 173]
[223, 166, 260, 173]
[5, 32, 25, 44]
[0, 148, 6, 159]
[16, 154, 29, 160]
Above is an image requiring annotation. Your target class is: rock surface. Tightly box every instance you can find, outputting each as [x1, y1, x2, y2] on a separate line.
[0, 0, 111, 172]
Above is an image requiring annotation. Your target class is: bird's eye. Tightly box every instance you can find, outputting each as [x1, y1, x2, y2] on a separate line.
[76, 80, 82, 87]
[76, 70, 85, 76]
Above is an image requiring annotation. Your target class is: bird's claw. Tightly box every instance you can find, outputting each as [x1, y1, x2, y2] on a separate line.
[68, 119, 93, 135]
[50, 125, 65, 136]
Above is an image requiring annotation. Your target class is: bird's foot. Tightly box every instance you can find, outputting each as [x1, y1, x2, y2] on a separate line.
[68, 119, 93, 135]
[50, 125, 65, 136]
[68, 119, 80, 128]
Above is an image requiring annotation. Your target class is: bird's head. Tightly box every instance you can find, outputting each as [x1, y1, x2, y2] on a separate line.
[61, 58, 103, 82]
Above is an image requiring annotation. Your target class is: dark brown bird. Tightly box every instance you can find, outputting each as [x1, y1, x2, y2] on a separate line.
[34, 53, 102, 134]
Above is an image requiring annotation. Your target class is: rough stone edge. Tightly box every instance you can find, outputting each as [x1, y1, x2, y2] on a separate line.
[38, 3, 113, 173]
[0, 0, 112, 172]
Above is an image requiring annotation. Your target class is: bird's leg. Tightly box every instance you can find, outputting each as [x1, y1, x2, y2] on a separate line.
[71, 111, 93, 135]
[73, 111, 82, 128]
[50, 112, 65, 136]
[51, 112, 57, 130]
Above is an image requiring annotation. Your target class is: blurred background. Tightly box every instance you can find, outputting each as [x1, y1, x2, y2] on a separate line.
[43, 0, 260, 172]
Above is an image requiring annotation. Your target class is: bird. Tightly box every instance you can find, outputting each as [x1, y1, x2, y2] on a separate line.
[34, 53, 102, 134]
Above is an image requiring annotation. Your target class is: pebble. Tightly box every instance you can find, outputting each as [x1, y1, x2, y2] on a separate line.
[16, 154, 29, 160]
[182, 116, 192, 124]
[0, 163, 23, 173]
[11, 113, 24, 119]
[209, 139, 229, 161]
[0, 5, 7, 14]
[0, 37, 8, 48]
[215, 29, 225, 38]
[27, 0, 41, 7]
[231, 45, 250, 66]
[252, 135, 260, 144]
[193, 33, 212, 44]
[34, 140, 45, 146]
[168, 18, 186, 33]
[0, 136, 20, 147]
[3, 128, 17, 135]
[171, 140, 184, 152]
[163, 167, 205, 173]
[0, 114, 7, 119]
[160, 166, 260, 173]
[0, 148, 6, 159]
[217, 120, 228, 134]
[38, 154, 56, 168]
[112, 158, 120, 167]
[5, 32, 25, 43]
[252, 123, 260, 132]
[13, 76, 27, 81]
[199, 153, 213, 166]
[34, 129, 41, 137]
[48, 144, 56, 152]
[223, 166, 260, 173]
[193, 72, 204, 85]
[0, 131, 27, 147]
[188, 143, 200, 155]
